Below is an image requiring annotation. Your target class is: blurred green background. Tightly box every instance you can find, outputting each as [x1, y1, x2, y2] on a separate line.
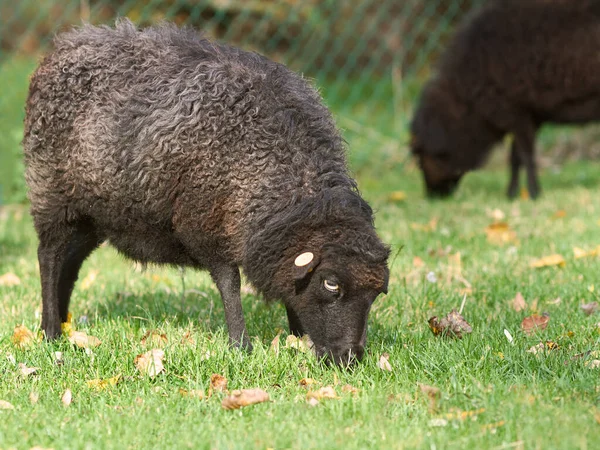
[1, 0, 599, 204]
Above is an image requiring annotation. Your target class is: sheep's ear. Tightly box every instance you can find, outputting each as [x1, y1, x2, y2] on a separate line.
[292, 251, 320, 283]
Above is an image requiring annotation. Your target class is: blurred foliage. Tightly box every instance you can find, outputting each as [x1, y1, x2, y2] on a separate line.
[0, 0, 484, 203]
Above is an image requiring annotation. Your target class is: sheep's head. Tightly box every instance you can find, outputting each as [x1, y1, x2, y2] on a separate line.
[283, 238, 389, 366]
[410, 80, 500, 198]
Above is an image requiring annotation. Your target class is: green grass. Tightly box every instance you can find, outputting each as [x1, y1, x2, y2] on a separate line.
[2, 160, 600, 449]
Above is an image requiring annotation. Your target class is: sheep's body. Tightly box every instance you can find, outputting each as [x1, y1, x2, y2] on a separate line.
[24, 20, 389, 364]
[411, 0, 600, 198]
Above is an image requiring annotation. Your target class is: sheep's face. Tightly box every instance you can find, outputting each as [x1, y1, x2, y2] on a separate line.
[286, 250, 389, 366]
[415, 152, 465, 198]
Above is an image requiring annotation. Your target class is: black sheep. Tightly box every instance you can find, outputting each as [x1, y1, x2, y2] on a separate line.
[23, 20, 390, 365]
[411, 0, 600, 199]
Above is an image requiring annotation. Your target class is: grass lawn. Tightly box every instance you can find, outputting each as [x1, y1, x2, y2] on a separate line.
[1, 157, 600, 449]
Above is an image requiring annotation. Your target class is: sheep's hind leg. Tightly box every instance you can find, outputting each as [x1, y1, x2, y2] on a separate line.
[507, 141, 521, 199]
[209, 262, 252, 351]
[38, 221, 102, 339]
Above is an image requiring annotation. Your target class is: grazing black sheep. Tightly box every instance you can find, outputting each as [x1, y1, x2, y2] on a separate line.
[410, 0, 600, 199]
[23, 20, 390, 365]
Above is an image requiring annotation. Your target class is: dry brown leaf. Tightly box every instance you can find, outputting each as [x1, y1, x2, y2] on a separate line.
[306, 386, 338, 401]
[586, 360, 600, 369]
[553, 210, 567, 219]
[141, 330, 168, 347]
[509, 292, 527, 312]
[527, 341, 559, 355]
[581, 302, 598, 316]
[530, 254, 566, 269]
[29, 391, 39, 405]
[388, 191, 407, 202]
[180, 331, 196, 346]
[86, 375, 121, 391]
[11, 325, 37, 349]
[299, 378, 316, 387]
[410, 218, 438, 232]
[418, 383, 440, 413]
[413, 256, 425, 268]
[80, 269, 98, 290]
[521, 313, 550, 335]
[61, 389, 72, 406]
[341, 384, 359, 396]
[428, 310, 473, 339]
[0, 400, 14, 410]
[285, 334, 314, 353]
[573, 246, 600, 259]
[270, 331, 282, 356]
[485, 222, 518, 245]
[134, 349, 165, 378]
[377, 353, 393, 371]
[61, 312, 74, 335]
[209, 374, 228, 395]
[179, 388, 205, 399]
[18, 363, 39, 377]
[68, 331, 102, 349]
[520, 187, 530, 200]
[0, 272, 21, 287]
[222, 388, 269, 410]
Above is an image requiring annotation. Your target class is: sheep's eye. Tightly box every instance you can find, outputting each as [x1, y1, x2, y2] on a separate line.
[323, 279, 339, 293]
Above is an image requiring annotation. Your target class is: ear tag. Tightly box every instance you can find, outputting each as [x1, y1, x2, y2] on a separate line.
[294, 252, 314, 267]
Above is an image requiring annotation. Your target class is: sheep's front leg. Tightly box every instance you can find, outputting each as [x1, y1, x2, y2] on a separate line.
[513, 123, 540, 199]
[507, 140, 520, 199]
[209, 263, 252, 351]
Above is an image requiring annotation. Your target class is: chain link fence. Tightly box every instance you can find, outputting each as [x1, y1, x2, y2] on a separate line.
[0, 0, 484, 203]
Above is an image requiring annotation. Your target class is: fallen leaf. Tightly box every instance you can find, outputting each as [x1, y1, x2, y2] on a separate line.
[285, 334, 314, 353]
[586, 360, 600, 369]
[222, 388, 269, 410]
[388, 191, 407, 202]
[209, 374, 228, 395]
[54, 351, 64, 366]
[68, 331, 101, 349]
[504, 329, 514, 344]
[443, 407, 486, 421]
[485, 222, 517, 245]
[428, 310, 473, 339]
[134, 349, 165, 378]
[270, 332, 282, 356]
[530, 254, 566, 269]
[0, 272, 21, 287]
[520, 187, 530, 200]
[547, 297, 562, 306]
[573, 246, 600, 259]
[521, 313, 550, 335]
[299, 378, 316, 387]
[61, 389, 72, 406]
[179, 388, 205, 399]
[18, 363, 39, 377]
[0, 400, 14, 410]
[553, 210, 567, 219]
[306, 386, 338, 401]
[509, 292, 527, 312]
[429, 418, 448, 427]
[413, 256, 425, 268]
[410, 218, 438, 232]
[341, 384, 359, 395]
[86, 375, 121, 391]
[418, 383, 440, 413]
[487, 208, 506, 221]
[527, 341, 559, 355]
[307, 397, 320, 407]
[581, 302, 598, 316]
[29, 391, 39, 405]
[140, 330, 167, 347]
[80, 269, 98, 290]
[180, 331, 196, 346]
[61, 312, 74, 335]
[377, 353, 393, 371]
[11, 325, 37, 349]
